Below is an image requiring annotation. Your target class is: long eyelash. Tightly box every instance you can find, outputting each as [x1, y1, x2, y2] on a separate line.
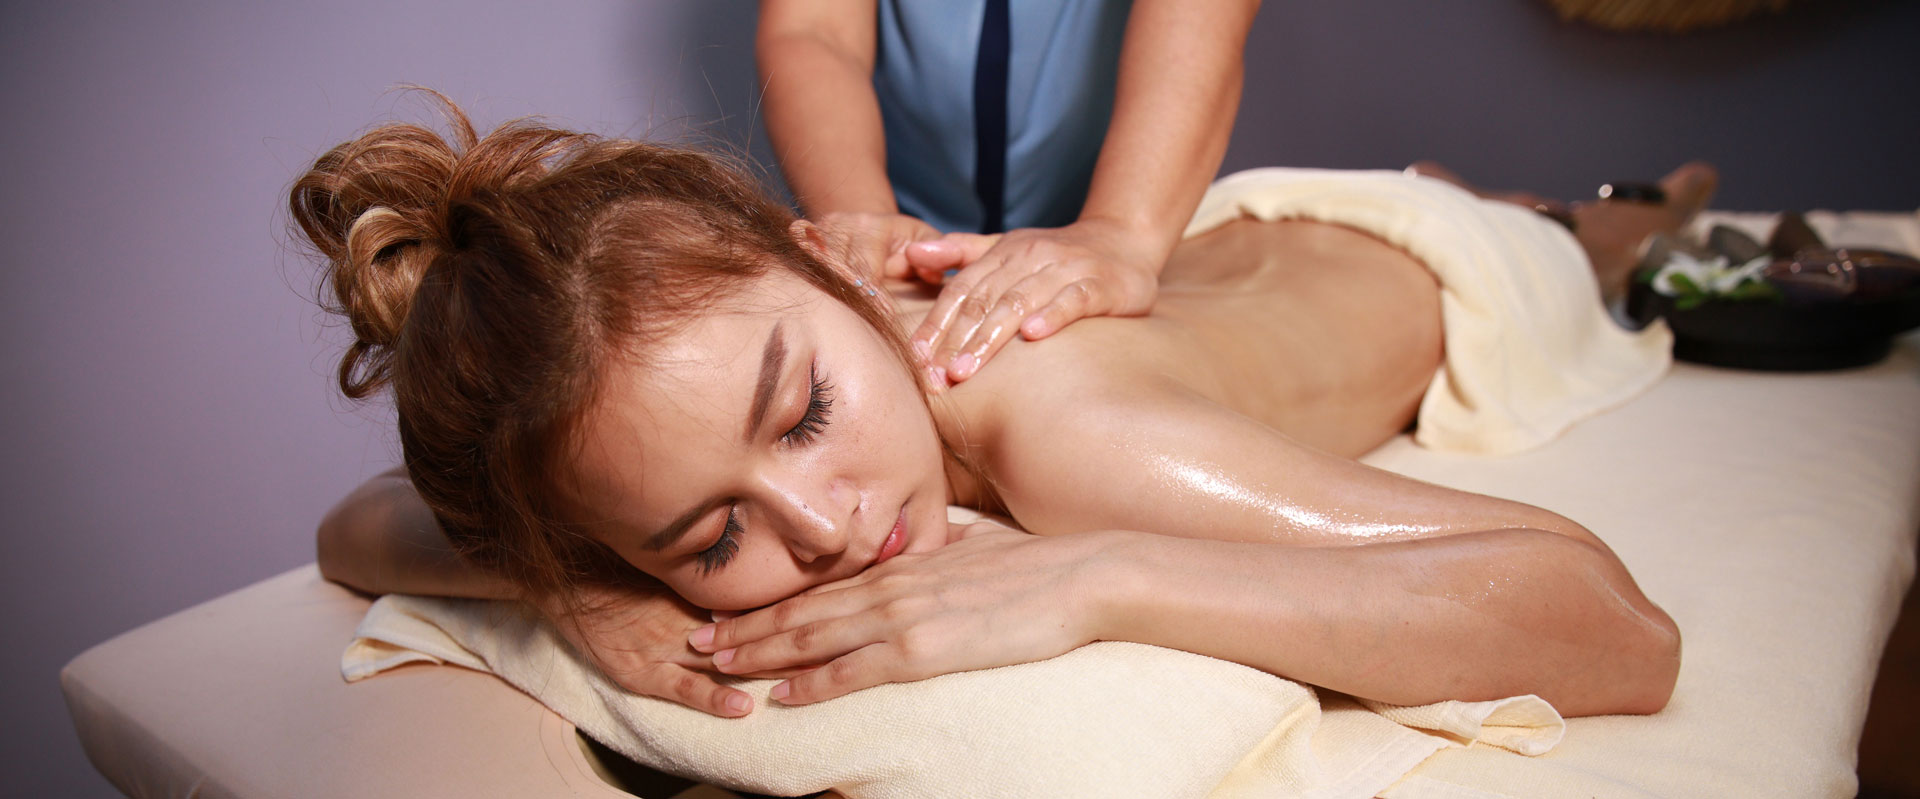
[782, 365, 834, 445]
[696, 508, 743, 576]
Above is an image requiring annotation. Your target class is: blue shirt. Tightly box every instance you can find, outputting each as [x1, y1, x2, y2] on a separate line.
[874, 0, 1133, 233]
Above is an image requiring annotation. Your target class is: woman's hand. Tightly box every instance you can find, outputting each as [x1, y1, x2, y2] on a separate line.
[816, 211, 943, 280]
[537, 581, 806, 718]
[688, 523, 1121, 705]
[907, 218, 1166, 383]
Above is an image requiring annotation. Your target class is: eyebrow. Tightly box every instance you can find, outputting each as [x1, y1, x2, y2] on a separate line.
[640, 323, 786, 554]
[743, 322, 787, 445]
[641, 502, 711, 553]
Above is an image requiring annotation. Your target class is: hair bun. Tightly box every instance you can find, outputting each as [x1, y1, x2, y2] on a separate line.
[289, 100, 476, 398]
[340, 205, 430, 350]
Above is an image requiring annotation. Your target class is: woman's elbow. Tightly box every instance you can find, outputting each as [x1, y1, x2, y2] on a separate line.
[1616, 603, 1682, 715]
[315, 499, 368, 591]
[1545, 533, 1683, 716]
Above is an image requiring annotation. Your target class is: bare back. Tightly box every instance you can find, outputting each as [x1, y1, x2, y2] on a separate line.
[895, 217, 1446, 459]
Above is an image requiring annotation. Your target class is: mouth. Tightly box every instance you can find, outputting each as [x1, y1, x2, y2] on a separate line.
[874, 506, 908, 566]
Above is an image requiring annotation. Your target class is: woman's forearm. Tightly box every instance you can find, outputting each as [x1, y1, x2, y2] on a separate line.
[316, 467, 519, 600]
[756, 0, 896, 217]
[1092, 527, 1681, 717]
[1078, 0, 1260, 259]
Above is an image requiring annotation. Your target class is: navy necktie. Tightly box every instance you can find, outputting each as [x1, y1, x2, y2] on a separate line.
[972, 0, 1010, 234]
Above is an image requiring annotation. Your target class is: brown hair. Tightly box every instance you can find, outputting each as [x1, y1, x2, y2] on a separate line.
[289, 93, 921, 603]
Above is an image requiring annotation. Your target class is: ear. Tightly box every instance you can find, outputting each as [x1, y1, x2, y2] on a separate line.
[788, 219, 833, 260]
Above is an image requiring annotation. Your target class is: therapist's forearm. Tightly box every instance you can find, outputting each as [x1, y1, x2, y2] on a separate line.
[757, 17, 896, 217]
[1079, 0, 1258, 261]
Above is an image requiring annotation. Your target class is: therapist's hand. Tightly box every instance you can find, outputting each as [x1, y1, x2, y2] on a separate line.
[538, 582, 803, 718]
[816, 211, 942, 280]
[689, 523, 1121, 706]
[907, 218, 1166, 383]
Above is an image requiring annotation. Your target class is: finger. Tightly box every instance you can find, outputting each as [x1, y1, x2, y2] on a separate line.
[770, 643, 909, 706]
[881, 219, 939, 279]
[906, 233, 1000, 285]
[909, 268, 988, 367]
[694, 588, 866, 653]
[1018, 277, 1105, 340]
[904, 239, 966, 285]
[947, 272, 1062, 381]
[731, 664, 820, 680]
[714, 612, 888, 676]
[923, 251, 1031, 371]
[927, 278, 1003, 373]
[623, 663, 755, 717]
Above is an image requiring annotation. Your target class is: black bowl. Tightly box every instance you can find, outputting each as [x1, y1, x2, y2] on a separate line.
[1626, 279, 1920, 371]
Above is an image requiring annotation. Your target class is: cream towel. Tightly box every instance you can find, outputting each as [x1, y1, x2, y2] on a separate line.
[344, 511, 1566, 799]
[1184, 168, 1673, 455]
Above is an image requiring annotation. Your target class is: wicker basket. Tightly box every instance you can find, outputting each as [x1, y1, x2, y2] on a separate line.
[1545, 0, 1795, 32]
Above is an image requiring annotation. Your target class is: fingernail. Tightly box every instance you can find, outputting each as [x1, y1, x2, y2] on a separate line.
[1021, 317, 1046, 338]
[726, 693, 751, 715]
[770, 682, 791, 702]
[951, 353, 976, 378]
[690, 625, 714, 650]
[713, 648, 735, 668]
[912, 339, 931, 361]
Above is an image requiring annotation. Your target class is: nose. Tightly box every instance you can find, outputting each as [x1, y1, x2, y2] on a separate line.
[759, 470, 858, 563]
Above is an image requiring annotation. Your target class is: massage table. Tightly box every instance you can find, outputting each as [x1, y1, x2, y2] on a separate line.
[63, 211, 1920, 798]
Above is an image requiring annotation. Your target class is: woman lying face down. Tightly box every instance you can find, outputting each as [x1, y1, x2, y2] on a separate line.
[300, 96, 1685, 720]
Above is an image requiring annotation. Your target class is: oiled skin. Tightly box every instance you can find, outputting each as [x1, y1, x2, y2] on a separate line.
[928, 217, 1565, 545]
[874, 216, 1681, 717]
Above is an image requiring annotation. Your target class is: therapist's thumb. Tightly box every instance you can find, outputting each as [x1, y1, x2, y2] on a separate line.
[907, 233, 999, 283]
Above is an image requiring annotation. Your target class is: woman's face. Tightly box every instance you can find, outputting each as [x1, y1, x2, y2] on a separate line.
[563, 269, 953, 610]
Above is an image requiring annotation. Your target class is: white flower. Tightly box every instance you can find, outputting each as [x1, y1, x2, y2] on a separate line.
[1651, 252, 1772, 298]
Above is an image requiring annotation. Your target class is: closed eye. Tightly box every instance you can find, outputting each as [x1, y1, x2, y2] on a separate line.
[782, 363, 833, 446]
[696, 507, 743, 575]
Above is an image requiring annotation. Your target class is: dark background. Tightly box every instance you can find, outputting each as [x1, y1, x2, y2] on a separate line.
[4, 1, 1914, 794]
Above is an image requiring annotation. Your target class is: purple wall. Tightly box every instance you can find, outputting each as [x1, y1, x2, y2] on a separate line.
[4, 1, 1913, 795]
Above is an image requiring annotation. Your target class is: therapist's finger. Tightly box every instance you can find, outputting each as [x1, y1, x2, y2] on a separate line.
[946, 271, 1059, 381]
[1018, 277, 1106, 341]
[910, 266, 993, 366]
[906, 233, 999, 286]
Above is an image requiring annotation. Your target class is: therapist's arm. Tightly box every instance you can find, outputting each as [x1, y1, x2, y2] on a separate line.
[911, 0, 1261, 381]
[757, 0, 937, 277]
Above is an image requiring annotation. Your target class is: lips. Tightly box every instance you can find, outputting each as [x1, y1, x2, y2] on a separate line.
[875, 507, 908, 566]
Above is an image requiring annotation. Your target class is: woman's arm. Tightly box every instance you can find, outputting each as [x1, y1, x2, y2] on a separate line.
[912, 0, 1261, 381]
[976, 340, 1681, 714]
[317, 467, 766, 717]
[316, 466, 518, 599]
